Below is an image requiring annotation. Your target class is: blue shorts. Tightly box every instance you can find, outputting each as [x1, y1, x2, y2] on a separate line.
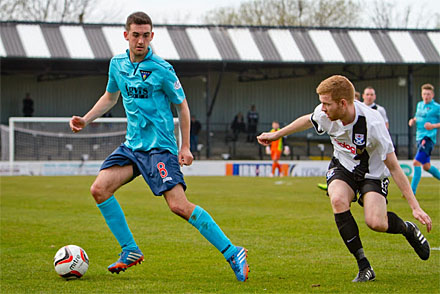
[100, 144, 186, 196]
[415, 136, 434, 164]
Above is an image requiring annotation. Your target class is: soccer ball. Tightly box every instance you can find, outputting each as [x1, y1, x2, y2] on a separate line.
[54, 245, 89, 279]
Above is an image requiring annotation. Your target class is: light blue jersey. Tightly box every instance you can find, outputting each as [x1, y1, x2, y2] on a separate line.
[414, 100, 440, 144]
[106, 47, 185, 155]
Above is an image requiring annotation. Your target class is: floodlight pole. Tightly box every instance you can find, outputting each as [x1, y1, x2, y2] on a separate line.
[407, 66, 413, 159]
[204, 74, 211, 158]
[205, 63, 226, 159]
[8, 117, 14, 175]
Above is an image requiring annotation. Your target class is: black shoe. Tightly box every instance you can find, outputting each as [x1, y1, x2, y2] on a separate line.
[404, 221, 430, 260]
[352, 266, 376, 282]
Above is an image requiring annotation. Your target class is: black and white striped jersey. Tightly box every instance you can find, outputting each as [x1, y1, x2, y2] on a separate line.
[311, 100, 394, 180]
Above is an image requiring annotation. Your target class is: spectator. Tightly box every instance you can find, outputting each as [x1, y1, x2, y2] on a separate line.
[362, 87, 389, 129]
[231, 112, 246, 141]
[246, 105, 259, 143]
[190, 115, 202, 157]
[103, 111, 113, 117]
[268, 121, 284, 177]
[22, 93, 34, 117]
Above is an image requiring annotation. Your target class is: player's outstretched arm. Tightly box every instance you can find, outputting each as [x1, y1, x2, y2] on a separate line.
[70, 116, 87, 133]
[424, 122, 440, 131]
[384, 152, 432, 232]
[69, 91, 120, 133]
[175, 99, 193, 166]
[257, 114, 313, 146]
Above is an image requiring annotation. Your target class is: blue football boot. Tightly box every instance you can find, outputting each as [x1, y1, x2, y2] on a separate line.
[108, 248, 144, 274]
[227, 246, 249, 282]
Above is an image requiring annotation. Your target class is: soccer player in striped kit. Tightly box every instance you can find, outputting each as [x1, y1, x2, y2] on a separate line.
[258, 75, 432, 282]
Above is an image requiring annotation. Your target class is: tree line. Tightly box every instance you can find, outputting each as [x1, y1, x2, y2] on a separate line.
[0, 0, 438, 29]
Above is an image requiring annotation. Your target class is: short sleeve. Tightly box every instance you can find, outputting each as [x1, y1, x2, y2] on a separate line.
[162, 67, 185, 104]
[378, 107, 389, 123]
[310, 104, 326, 135]
[106, 59, 119, 93]
[370, 120, 394, 159]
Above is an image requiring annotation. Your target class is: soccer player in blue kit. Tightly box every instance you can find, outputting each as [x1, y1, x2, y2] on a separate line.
[69, 12, 249, 282]
[408, 83, 440, 195]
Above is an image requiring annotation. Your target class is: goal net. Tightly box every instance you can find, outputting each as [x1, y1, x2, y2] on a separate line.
[3, 117, 181, 163]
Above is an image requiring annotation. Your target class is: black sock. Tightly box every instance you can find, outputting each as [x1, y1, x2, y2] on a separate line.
[386, 211, 407, 234]
[334, 210, 364, 256]
[355, 248, 371, 270]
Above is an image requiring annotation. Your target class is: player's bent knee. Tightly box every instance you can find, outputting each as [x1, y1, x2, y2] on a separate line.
[90, 183, 101, 197]
[167, 198, 195, 219]
[330, 195, 349, 212]
[423, 163, 431, 171]
[365, 217, 387, 232]
[413, 159, 422, 166]
[168, 203, 187, 218]
[90, 183, 111, 203]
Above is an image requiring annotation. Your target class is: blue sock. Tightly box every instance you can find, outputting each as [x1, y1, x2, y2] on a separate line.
[411, 166, 422, 195]
[188, 206, 237, 260]
[428, 165, 440, 180]
[97, 196, 138, 251]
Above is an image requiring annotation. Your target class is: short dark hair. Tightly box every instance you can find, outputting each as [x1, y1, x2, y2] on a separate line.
[125, 12, 153, 31]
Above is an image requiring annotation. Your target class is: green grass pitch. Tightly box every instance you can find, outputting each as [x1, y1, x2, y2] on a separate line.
[1, 176, 439, 293]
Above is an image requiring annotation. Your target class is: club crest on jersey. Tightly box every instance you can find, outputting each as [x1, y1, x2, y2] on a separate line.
[174, 80, 181, 90]
[326, 168, 336, 181]
[140, 70, 151, 81]
[354, 133, 365, 146]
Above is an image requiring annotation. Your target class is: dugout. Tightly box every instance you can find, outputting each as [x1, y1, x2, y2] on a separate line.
[1, 21, 439, 160]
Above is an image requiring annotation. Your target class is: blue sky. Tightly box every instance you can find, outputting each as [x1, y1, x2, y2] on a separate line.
[95, 0, 440, 28]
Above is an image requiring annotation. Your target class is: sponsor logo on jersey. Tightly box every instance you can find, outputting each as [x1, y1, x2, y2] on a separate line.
[334, 138, 356, 155]
[140, 70, 151, 81]
[125, 84, 149, 99]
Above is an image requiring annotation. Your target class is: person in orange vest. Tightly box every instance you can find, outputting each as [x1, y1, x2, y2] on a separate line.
[269, 121, 284, 177]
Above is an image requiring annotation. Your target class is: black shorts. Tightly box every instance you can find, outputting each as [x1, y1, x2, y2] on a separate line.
[326, 157, 390, 206]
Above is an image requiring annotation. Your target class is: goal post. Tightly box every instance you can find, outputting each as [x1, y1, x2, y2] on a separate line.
[7, 117, 181, 166]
